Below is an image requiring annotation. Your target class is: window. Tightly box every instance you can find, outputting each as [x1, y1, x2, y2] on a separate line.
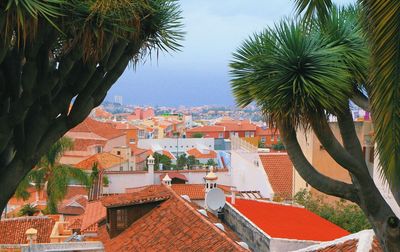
[271, 135, 274, 141]
[117, 151, 121, 155]
[218, 133, 224, 138]
[116, 209, 128, 229]
[95, 146, 102, 153]
[245, 131, 250, 137]
[120, 166, 123, 171]
[129, 138, 135, 144]
[261, 136, 266, 143]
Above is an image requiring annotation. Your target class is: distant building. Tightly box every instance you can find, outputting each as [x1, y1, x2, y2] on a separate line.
[114, 95, 123, 105]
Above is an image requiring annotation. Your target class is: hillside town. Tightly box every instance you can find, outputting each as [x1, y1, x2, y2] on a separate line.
[3, 0, 400, 251]
[0, 104, 390, 251]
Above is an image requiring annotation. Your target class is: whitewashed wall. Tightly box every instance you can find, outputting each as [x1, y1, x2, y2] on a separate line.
[230, 150, 274, 198]
[138, 138, 214, 153]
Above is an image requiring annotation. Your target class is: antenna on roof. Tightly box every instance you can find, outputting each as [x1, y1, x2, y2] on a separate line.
[205, 188, 225, 211]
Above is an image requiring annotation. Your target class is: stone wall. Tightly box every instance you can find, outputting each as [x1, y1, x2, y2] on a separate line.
[223, 202, 270, 251]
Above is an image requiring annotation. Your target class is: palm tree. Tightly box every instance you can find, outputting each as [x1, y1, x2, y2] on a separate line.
[0, 0, 183, 213]
[294, 0, 400, 219]
[18, 204, 39, 217]
[16, 137, 90, 214]
[230, 6, 400, 250]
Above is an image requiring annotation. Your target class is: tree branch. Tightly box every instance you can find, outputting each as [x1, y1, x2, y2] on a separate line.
[310, 119, 365, 177]
[278, 121, 359, 203]
[351, 89, 370, 112]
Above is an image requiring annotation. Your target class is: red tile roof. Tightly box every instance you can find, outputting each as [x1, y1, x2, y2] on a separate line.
[97, 186, 246, 251]
[101, 186, 170, 208]
[162, 150, 176, 160]
[58, 195, 88, 216]
[187, 148, 217, 159]
[171, 184, 205, 200]
[73, 138, 106, 151]
[170, 184, 232, 200]
[93, 107, 113, 119]
[81, 201, 106, 232]
[255, 126, 278, 136]
[227, 198, 349, 241]
[187, 125, 225, 133]
[160, 172, 188, 182]
[67, 216, 83, 230]
[216, 121, 257, 131]
[0, 216, 55, 244]
[75, 152, 126, 170]
[64, 186, 88, 200]
[259, 153, 293, 199]
[295, 230, 382, 252]
[70, 118, 124, 139]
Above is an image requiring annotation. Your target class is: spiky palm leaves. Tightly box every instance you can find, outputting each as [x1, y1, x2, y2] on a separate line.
[230, 7, 366, 130]
[1, 0, 183, 60]
[293, 0, 400, 203]
[15, 137, 90, 214]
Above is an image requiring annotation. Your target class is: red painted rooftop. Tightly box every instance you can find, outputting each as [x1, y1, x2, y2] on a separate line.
[227, 198, 349, 241]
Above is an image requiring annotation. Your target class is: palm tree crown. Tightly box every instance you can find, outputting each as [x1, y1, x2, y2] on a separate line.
[16, 137, 89, 214]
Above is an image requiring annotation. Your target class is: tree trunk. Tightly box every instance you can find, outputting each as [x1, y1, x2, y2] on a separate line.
[278, 120, 400, 251]
[0, 159, 30, 217]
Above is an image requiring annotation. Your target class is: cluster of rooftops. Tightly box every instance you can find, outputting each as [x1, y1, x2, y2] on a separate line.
[0, 170, 382, 251]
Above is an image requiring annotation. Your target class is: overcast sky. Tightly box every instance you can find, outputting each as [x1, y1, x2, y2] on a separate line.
[106, 0, 355, 107]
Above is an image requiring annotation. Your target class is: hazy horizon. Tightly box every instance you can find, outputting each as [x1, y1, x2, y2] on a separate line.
[106, 0, 355, 107]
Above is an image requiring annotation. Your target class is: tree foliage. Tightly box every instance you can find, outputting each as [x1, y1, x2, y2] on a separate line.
[15, 137, 90, 214]
[294, 189, 371, 233]
[153, 152, 172, 170]
[0, 0, 183, 212]
[230, 3, 400, 249]
[18, 203, 39, 217]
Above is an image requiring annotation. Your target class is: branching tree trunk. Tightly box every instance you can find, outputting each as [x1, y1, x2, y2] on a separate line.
[278, 107, 400, 250]
[0, 0, 183, 215]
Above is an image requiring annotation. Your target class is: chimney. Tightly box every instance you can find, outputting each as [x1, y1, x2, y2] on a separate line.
[147, 155, 155, 174]
[26, 228, 38, 245]
[231, 191, 236, 205]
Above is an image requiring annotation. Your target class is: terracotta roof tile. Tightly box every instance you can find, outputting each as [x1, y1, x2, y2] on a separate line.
[101, 186, 170, 208]
[75, 152, 126, 170]
[73, 139, 106, 151]
[187, 148, 217, 159]
[187, 125, 225, 133]
[81, 201, 106, 232]
[67, 216, 83, 230]
[93, 107, 113, 119]
[160, 172, 188, 182]
[97, 186, 246, 251]
[171, 184, 205, 200]
[227, 198, 349, 241]
[58, 195, 88, 216]
[70, 118, 124, 139]
[259, 153, 293, 199]
[0, 216, 54, 244]
[162, 150, 176, 160]
[216, 121, 257, 131]
[296, 230, 382, 252]
[255, 126, 278, 136]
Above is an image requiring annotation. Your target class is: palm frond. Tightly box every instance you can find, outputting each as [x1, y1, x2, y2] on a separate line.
[2, 0, 64, 45]
[230, 19, 352, 128]
[294, 0, 333, 24]
[360, 0, 400, 186]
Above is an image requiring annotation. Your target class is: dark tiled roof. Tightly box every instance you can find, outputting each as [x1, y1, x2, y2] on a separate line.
[101, 185, 170, 208]
[98, 186, 246, 251]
